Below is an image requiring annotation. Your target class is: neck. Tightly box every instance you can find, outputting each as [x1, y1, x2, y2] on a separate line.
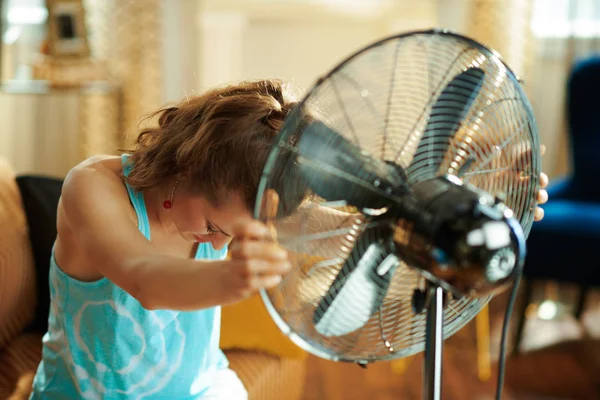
[144, 185, 178, 235]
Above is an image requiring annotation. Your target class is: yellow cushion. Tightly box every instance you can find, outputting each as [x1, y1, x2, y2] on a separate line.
[220, 293, 307, 360]
[225, 349, 306, 400]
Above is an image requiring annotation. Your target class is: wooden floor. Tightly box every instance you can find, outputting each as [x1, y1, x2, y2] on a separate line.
[302, 282, 600, 400]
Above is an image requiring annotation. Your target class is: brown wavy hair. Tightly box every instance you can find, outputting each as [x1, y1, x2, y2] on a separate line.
[122, 79, 309, 215]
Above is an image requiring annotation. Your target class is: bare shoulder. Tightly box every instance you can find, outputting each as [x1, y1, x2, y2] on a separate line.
[63, 155, 125, 200]
[56, 154, 137, 281]
[67, 154, 124, 182]
[60, 154, 134, 232]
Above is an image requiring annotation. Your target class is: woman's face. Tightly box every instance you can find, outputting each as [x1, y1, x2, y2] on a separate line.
[169, 188, 253, 250]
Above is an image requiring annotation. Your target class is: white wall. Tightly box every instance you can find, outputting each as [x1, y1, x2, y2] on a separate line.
[158, 1, 442, 102]
[161, 0, 201, 103]
[192, 0, 437, 95]
[240, 19, 387, 91]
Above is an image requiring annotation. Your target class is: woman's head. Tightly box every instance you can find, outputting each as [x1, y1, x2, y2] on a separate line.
[122, 79, 310, 247]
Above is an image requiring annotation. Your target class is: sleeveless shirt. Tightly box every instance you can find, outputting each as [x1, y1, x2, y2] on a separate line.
[30, 154, 229, 399]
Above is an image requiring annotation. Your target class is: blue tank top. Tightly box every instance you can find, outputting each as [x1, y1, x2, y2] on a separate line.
[30, 155, 229, 399]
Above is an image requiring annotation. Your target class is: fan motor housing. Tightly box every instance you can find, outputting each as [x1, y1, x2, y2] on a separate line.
[393, 175, 526, 298]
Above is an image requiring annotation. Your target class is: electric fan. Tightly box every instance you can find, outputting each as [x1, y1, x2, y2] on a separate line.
[255, 29, 541, 400]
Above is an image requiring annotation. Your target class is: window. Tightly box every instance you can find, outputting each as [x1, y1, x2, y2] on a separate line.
[531, 0, 600, 38]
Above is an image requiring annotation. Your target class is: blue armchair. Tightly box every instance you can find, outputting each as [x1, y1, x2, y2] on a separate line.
[512, 54, 600, 354]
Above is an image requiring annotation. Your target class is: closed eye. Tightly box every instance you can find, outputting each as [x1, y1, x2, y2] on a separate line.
[206, 222, 219, 235]
[207, 220, 230, 237]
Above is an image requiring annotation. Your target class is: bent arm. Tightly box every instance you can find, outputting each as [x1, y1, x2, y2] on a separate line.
[129, 254, 228, 311]
[61, 164, 227, 311]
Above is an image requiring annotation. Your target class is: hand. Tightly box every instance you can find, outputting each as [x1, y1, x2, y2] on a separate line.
[535, 145, 549, 222]
[490, 142, 548, 222]
[501, 142, 549, 222]
[223, 220, 291, 303]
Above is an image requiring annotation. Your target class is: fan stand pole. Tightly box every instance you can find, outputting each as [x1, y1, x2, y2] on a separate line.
[423, 284, 444, 400]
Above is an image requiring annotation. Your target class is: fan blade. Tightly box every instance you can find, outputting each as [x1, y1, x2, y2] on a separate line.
[313, 214, 399, 337]
[297, 121, 409, 210]
[407, 67, 485, 183]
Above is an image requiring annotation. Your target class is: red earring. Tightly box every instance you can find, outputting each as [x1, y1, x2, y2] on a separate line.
[163, 181, 178, 209]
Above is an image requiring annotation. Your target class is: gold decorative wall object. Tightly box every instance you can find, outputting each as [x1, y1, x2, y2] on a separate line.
[84, 0, 164, 148]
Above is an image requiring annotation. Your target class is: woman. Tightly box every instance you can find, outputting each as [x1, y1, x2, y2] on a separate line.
[30, 78, 548, 399]
[30, 80, 305, 399]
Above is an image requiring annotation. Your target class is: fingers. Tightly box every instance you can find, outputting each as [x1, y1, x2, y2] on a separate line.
[537, 188, 548, 205]
[534, 170, 548, 223]
[511, 144, 545, 181]
[229, 215, 292, 295]
[263, 189, 280, 241]
[229, 240, 288, 262]
[540, 172, 548, 189]
[534, 206, 544, 221]
[263, 189, 279, 220]
[514, 142, 537, 166]
[229, 257, 292, 294]
[234, 190, 280, 243]
[233, 258, 292, 276]
[231, 220, 271, 241]
[253, 274, 283, 289]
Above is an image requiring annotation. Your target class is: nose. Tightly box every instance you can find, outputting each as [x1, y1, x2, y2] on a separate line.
[211, 236, 232, 251]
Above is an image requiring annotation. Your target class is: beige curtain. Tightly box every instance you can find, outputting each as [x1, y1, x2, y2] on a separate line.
[464, 0, 535, 84]
[84, 0, 164, 149]
[463, 0, 600, 179]
[527, 0, 600, 178]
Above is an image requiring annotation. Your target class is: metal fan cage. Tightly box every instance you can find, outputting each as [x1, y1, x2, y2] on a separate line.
[255, 29, 540, 363]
